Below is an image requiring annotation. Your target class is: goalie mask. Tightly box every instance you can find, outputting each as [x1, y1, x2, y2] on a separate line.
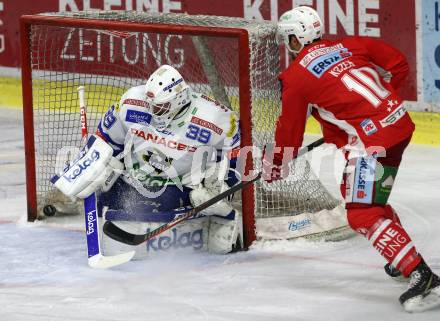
[145, 65, 190, 131]
[278, 6, 323, 54]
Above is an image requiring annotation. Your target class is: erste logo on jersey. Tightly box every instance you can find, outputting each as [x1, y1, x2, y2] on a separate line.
[307, 49, 353, 78]
[299, 43, 352, 78]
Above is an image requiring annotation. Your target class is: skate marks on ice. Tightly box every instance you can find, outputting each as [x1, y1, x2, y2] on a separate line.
[1, 220, 440, 321]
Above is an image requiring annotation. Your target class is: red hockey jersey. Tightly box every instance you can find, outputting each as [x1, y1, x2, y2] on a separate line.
[275, 37, 415, 153]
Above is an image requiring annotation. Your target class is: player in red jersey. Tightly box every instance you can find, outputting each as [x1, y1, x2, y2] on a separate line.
[263, 6, 440, 312]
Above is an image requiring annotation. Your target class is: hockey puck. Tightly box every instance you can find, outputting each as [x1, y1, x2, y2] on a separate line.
[43, 205, 57, 217]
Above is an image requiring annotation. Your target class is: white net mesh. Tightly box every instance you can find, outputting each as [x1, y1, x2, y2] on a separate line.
[25, 11, 347, 240]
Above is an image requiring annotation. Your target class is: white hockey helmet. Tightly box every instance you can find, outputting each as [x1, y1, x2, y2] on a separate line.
[277, 6, 323, 54]
[145, 65, 190, 131]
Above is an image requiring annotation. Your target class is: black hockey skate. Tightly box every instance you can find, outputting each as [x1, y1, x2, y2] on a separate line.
[399, 261, 440, 312]
[384, 263, 407, 282]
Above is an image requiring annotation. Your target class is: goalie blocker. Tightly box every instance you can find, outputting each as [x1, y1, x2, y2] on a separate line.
[51, 135, 124, 199]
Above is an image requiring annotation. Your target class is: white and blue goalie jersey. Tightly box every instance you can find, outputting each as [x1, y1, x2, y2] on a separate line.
[96, 85, 240, 187]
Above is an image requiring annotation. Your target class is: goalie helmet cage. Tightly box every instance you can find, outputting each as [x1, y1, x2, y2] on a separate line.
[21, 11, 347, 248]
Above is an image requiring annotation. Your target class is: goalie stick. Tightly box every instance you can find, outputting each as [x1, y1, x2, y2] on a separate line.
[103, 137, 325, 246]
[77, 86, 135, 269]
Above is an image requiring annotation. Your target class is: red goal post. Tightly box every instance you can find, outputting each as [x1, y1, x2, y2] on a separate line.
[20, 11, 349, 248]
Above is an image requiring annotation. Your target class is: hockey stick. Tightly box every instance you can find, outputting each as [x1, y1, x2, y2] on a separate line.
[103, 137, 325, 246]
[103, 173, 260, 246]
[77, 86, 135, 269]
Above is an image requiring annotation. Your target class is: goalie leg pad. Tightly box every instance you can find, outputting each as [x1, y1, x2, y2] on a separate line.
[100, 184, 206, 258]
[208, 209, 243, 254]
[102, 217, 209, 258]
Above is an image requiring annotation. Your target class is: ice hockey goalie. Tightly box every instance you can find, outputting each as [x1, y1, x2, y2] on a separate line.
[52, 64, 243, 256]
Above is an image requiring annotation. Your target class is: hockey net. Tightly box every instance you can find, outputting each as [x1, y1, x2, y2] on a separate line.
[21, 11, 351, 247]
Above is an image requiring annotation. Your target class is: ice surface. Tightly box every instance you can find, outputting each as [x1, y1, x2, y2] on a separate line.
[1, 108, 439, 320]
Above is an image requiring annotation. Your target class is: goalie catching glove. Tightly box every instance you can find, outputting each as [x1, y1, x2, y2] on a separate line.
[190, 181, 234, 217]
[51, 135, 124, 199]
[189, 163, 235, 217]
[188, 168, 242, 253]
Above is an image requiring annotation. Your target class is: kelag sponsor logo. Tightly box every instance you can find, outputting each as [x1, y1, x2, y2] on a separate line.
[307, 49, 352, 78]
[65, 150, 100, 182]
[146, 227, 203, 252]
[125, 109, 152, 126]
[288, 218, 312, 232]
[86, 210, 97, 235]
